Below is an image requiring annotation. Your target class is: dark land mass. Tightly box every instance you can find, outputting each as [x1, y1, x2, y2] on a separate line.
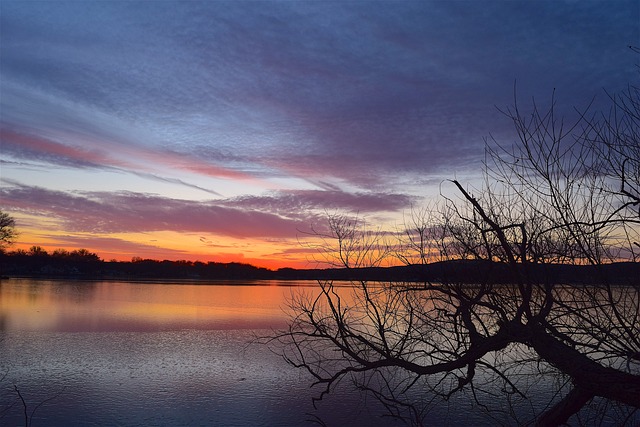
[1, 251, 638, 285]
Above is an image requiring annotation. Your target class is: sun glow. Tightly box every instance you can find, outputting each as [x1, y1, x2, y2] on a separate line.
[6, 214, 316, 269]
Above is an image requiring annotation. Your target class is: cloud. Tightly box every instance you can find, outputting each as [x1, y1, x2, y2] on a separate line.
[227, 190, 413, 215]
[4, 1, 636, 192]
[1, 120, 254, 195]
[0, 184, 305, 238]
[5, 189, 283, 237]
[123, 170, 221, 197]
[1, 180, 415, 239]
[1, 128, 122, 169]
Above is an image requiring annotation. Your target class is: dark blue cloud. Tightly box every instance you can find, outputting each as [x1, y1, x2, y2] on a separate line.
[1, 0, 637, 191]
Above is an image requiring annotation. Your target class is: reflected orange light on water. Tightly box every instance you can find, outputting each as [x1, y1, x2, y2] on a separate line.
[0, 279, 315, 333]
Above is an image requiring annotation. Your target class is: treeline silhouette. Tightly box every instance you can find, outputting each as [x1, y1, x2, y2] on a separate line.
[1, 246, 638, 284]
[0, 246, 271, 280]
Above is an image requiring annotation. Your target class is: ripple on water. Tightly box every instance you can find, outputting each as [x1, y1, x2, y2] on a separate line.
[1, 329, 412, 427]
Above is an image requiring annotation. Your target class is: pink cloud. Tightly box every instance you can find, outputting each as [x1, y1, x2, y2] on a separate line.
[139, 147, 258, 181]
[1, 185, 309, 238]
[1, 128, 127, 169]
[1, 127, 262, 185]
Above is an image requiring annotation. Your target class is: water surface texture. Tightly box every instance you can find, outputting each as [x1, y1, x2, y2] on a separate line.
[7, 279, 623, 426]
[1, 279, 453, 426]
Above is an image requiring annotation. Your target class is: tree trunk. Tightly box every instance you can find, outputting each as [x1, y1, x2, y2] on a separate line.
[503, 321, 640, 414]
[535, 386, 592, 427]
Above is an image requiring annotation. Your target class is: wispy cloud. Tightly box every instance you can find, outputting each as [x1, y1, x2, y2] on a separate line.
[3, 1, 635, 189]
[1, 184, 301, 238]
[227, 190, 413, 215]
[1, 128, 124, 169]
[1, 181, 412, 239]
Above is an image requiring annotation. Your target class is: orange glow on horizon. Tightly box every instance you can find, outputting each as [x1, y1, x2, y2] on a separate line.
[7, 224, 320, 270]
[4, 212, 406, 270]
[8, 241, 317, 270]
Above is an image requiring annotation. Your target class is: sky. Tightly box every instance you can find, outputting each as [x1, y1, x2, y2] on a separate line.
[1, 1, 638, 269]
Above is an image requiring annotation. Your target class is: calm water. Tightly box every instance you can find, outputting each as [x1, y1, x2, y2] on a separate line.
[0, 278, 482, 427]
[4, 279, 634, 426]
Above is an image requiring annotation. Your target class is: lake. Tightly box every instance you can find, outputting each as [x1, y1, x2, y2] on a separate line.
[3, 278, 636, 426]
[1, 278, 488, 427]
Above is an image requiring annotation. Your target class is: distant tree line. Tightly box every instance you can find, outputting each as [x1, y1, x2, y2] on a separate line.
[3, 245, 638, 283]
[0, 246, 272, 280]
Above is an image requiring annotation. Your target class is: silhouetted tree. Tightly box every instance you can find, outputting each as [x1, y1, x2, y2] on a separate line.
[0, 211, 17, 251]
[302, 212, 392, 269]
[394, 204, 447, 265]
[68, 249, 100, 262]
[273, 87, 640, 426]
[27, 246, 48, 257]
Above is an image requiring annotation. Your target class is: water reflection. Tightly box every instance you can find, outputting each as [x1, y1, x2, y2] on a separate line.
[1, 279, 417, 427]
[0, 279, 305, 332]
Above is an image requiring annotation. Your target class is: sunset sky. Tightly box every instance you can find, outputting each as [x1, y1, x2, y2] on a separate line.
[1, 1, 638, 268]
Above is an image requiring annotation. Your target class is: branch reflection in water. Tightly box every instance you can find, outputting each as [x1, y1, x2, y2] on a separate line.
[272, 280, 640, 426]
